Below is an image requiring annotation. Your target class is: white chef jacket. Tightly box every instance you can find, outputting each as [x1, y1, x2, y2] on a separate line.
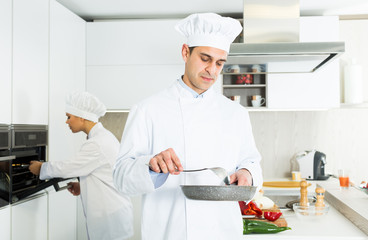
[40, 122, 133, 240]
[114, 79, 263, 240]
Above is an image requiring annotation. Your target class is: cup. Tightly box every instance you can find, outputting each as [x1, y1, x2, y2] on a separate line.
[338, 169, 350, 189]
[251, 98, 265, 107]
[252, 64, 261, 73]
[252, 95, 262, 100]
[292, 171, 301, 181]
[230, 95, 241, 103]
[225, 65, 240, 73]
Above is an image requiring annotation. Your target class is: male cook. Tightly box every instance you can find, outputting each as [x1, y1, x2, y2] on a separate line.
[113, 13, 263, 240]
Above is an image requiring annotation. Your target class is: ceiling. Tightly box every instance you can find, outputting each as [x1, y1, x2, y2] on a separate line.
[56, 0, 368, 21]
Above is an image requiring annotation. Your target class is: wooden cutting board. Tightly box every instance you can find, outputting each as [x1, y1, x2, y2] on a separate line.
[243, 206, 288, 227]
[263, 181, 311, 188]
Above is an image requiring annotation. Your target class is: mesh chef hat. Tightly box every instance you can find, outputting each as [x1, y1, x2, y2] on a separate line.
[65, 92, 106, 122]
[175, 13, 242, 53]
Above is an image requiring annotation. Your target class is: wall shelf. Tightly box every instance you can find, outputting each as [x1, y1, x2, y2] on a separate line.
[223, 84, 266, 88]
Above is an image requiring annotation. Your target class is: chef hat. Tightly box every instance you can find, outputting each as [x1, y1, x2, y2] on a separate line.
[175, 13, 242, 53]
[65, 92, 106, 122]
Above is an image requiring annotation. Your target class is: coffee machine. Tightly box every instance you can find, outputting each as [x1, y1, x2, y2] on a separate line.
[294, 150, 330, 180]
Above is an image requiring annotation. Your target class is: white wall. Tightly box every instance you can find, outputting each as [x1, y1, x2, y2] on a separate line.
[249, 109, 368, 184]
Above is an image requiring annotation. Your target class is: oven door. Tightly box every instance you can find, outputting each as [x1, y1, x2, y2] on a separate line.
[0, 155, 15, 207]
[13, 178, 73, 202]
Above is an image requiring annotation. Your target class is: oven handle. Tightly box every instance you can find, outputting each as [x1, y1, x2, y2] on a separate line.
[0, 155, 16, 162]
[53, 178, 74, 192]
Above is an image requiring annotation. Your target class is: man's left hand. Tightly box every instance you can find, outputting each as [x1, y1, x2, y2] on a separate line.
[230, 169, 253, 186]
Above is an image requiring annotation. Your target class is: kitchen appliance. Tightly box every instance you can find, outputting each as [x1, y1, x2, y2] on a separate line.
[9, 124, 48, 202]
[0, 124, 12, 207]
[226, 0, 345, 73]
[0, 124, 70, 203]
[295, 150, 330, 180]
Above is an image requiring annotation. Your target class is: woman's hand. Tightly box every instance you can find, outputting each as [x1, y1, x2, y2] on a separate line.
[29, 161, 43, 175]
[67, 182, 81, 196]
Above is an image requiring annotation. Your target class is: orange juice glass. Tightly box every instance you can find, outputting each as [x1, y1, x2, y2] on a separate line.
[338, 169, 350, 189]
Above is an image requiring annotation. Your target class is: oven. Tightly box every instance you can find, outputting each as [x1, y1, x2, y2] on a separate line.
[0, 124, 12, 207]
[0, 124, 70, 204]
[10, 124, 48, 202]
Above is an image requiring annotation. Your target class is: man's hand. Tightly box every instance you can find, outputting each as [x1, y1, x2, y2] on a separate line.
[29, 161, 43, 175]
[149, 148, 183, 175]
[67, 182, 80, 196]
[230, 168, 253, 186]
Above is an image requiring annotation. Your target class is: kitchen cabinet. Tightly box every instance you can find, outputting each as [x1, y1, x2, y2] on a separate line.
[267, 16, 340, 109]
[0, 206, 11, 240]
[87, 65, 184, 109]
[48, 186, 77, 240]
[222, 67, 267, 108]
[86, 19, 186, 110]
[48, 2, 86, 239]
[0, 0, 12, 124]
[12, 0, 49, 124]
[77, 197, 88, 240]
[11, 193, 48, 240]
[48, 0, 86, 161]
[222, 16, 340, 110]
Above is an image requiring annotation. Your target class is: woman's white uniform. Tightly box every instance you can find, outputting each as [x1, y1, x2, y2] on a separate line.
[40, 123, 133, 240]
[114, 79, 263, 240]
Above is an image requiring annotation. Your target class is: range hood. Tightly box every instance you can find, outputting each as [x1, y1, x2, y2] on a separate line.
[227, 41, 345, 73]
[227, 0, 345, 74]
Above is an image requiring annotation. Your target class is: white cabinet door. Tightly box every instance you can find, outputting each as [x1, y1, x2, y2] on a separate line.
[267, 16, 340, 109]
[87, 65, 184, 110]
[48, 187, 77, 240]
[0, 206, 11, 240]
[11, 194, 48, 240]
[87, 20, 185, 65]
[0, 0, 12, 124]
[77, 197, 88, 240]
[86, 19, 185, 110]
[12, 0, 49, 124]
[49, 0, 86, 161]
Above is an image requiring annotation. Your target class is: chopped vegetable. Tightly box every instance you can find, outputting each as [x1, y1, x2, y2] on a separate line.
[263, 211, 282, 221]
[239, 201, 262, 216]
[243, 219, 291, 234]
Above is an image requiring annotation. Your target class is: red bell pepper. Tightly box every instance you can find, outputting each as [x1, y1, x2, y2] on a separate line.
[238, 201, 263, 216]
[263, 211, 282, 221]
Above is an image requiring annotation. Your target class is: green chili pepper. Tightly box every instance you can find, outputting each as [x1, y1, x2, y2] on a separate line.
[243, 219, 291, 234]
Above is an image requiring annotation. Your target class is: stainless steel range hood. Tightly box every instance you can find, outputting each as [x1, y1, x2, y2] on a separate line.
[227, 41, 345, 73]
[227, 0, 345, 74]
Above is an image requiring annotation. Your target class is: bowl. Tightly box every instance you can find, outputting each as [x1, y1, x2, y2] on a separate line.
[292, 203, 329, 221]
[359, 187, 368, 195]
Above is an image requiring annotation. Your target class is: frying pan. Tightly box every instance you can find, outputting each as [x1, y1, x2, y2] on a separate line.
[180, 185, 257, 201]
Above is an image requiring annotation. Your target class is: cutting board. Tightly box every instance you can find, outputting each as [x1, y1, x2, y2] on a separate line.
[243, 206, 287, 227]
[263, 181, 311, 188]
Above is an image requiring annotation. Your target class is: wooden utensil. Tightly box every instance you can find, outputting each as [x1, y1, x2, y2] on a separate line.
[299, 180, 308, 207]
[263, 181, 311, 188]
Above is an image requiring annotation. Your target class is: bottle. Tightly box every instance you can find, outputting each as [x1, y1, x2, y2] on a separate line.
[344, 58, 363, 104]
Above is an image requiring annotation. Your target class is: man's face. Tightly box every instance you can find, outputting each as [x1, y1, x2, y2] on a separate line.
[65, 113, 84, 133]
[182, 45, 227, 94]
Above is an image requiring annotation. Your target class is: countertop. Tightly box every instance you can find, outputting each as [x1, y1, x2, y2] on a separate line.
[243, 178, 368, 239]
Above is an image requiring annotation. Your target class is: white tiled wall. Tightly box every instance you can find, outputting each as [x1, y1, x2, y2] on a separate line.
[249, 109, 368, 183]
